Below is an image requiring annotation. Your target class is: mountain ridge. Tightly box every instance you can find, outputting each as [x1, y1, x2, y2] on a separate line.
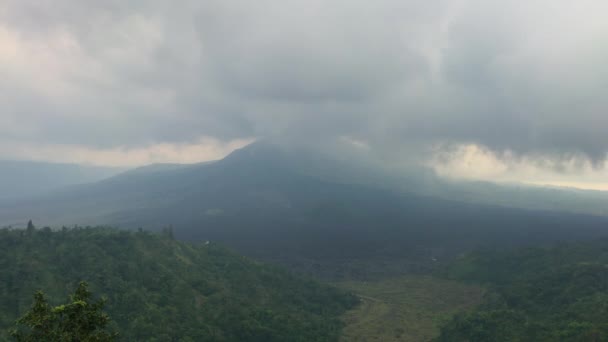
[2, 142, 608, 279]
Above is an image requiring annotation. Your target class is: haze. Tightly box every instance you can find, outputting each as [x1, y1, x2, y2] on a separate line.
[2, 0, 608, 189]
[4, 2, 608, 340]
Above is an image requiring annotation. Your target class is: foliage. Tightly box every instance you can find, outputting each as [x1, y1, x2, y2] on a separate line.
[436, 240, 608, 341]
[0, 226, 358, 341]
[10, 282, 117, 341]
[336, 275, 483, 342]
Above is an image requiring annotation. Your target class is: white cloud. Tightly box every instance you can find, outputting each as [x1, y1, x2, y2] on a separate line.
[0, 137, 253, 167]
[429, 143, 608, 191]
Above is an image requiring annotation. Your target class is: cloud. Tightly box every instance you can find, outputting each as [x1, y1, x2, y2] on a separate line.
[0, 0, 607, 169]
[0, 137, 252, 167]
[429, 143, 608, 191]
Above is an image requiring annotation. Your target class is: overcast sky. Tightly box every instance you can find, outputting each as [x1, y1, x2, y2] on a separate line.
[1, 1, 607, 188]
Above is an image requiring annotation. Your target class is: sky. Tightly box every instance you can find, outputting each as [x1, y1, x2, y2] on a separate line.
[1, 0, 607, 189]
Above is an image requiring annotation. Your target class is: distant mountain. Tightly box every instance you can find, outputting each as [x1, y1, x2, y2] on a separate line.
[0, 160, 124, 200]
[2, 142, 608, 278]
[0, 227, 356, 341]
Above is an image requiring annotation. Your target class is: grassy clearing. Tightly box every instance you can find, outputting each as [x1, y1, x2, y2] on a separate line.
[336, 275, 483, 342]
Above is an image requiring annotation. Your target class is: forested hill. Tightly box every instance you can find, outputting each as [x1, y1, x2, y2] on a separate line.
[436, 240, 608, 341]
[0, 226, 357, 341]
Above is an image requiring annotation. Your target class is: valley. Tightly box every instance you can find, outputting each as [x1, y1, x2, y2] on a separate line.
[337, 276, 484, 342]
[3, 143, 608, 341]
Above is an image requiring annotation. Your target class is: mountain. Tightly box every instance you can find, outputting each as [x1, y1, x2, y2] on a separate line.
[0, 160, 124, 200]
[2, 142, 608, 278]
[0, 226, 357, 341]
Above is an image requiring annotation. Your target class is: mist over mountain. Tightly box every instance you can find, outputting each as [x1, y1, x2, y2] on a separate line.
[0, 161, 124, 200]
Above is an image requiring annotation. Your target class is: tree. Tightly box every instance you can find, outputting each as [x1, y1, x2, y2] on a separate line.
[25, 221, 35, 234]
[161, 225, 174, 240]
[10, 282, 117, 341]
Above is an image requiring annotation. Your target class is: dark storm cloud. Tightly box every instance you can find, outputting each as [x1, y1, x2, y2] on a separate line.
[1, 0, 607, 162]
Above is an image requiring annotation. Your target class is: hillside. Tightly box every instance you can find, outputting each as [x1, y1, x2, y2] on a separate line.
[436, 240, 608, 341]
[0, 226, 357, 341]
[2, 143, 608, 279]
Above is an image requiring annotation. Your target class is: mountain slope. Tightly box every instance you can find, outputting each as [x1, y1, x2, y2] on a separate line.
[0, 226, 357, 341]
[2, 143, 608, 279]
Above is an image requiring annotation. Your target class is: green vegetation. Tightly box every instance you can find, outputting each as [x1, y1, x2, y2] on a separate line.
[436, 240, 608, 341]
[11, 282, 117, 341]
[0, 226, 357, 341]
[336, 276, 483, 341]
